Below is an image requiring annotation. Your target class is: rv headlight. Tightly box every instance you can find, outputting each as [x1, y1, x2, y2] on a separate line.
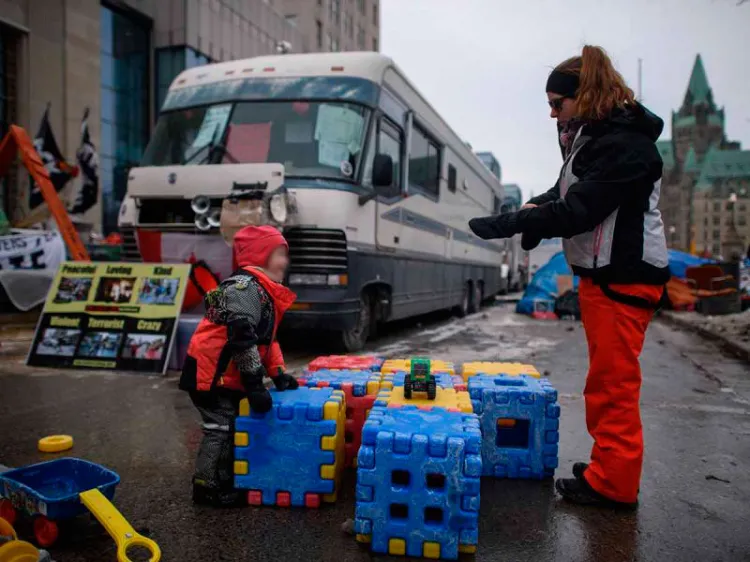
[269, 193, 287, 223]
[289, 274, 327, 286]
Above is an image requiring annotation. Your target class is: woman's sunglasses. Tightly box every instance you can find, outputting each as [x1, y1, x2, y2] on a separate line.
[548, 97, 569, 112]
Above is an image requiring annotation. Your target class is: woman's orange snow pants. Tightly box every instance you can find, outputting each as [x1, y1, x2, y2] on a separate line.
[578, 278, 663, 504]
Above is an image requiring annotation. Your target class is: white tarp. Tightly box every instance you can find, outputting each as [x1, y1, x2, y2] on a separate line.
[0, 229, 66, 311]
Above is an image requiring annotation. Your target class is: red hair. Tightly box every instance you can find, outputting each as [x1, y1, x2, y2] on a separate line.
[555, 45, 636, 120]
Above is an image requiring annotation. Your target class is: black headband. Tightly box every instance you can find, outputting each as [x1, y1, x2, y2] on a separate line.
[546, 70, 579, 98]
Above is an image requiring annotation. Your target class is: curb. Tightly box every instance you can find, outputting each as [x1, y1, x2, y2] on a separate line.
[659, 311, 750, 364]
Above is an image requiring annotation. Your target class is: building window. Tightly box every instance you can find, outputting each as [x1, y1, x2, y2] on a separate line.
[714, 202, 720, 212]
[285, 14, 297, 27]
[344, 13, 353, 39]
[100, 5, 150, 234]
[330, 0, 340, 25]
[316, 20, 323, 48]
[712, 230, 720, 240]
[373, 2, 378, 24]
[358, 0, 366, 14]
[357, 25, 365, 49]
[713, 215, 720, 226]
[739, 216, 747, 226]
[409, 124, 440, 197]
[372, 37, 378, 51]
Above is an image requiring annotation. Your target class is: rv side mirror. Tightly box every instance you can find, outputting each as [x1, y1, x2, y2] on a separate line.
[372, 154, 394, 189]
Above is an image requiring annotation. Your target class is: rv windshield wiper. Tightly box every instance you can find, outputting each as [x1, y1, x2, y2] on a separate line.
[182, 141, 214, 165]
[181, 141, 239, 165]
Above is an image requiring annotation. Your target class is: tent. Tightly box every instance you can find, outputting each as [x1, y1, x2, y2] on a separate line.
[516, 251, 577, 315]
[667, 249, 714, 279]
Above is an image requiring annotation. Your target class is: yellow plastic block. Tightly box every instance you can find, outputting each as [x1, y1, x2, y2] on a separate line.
[234, 432, 249, 447]
[239, 398, 250, 417]
[381, 358, 455, 375]
[234, 460, 248, 475]
[379, 386, 472, 413]
[459, 544, 477, 554]
[389, 538, 406, 555]
[323, 491, 337, 503]
[321, 435, 337, 450]
[366, 380, 381, 395]
[324, 399, 340, 420]
[423, 542, 441, 559]
[356, 534, 371, 544]
[320, 464, 336, 479]
[461, 362, 540, 381]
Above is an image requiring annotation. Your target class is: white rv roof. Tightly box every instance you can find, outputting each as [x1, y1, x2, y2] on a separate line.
[169, 52, 394, 92]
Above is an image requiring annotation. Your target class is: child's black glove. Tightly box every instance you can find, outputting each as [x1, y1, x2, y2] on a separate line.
[248, 388, 273, 413]
[272, 371, 299, 391]
[242, 369, 273, 414]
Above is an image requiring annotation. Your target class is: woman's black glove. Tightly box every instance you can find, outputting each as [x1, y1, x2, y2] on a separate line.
[469, 213, 520, 240]
[272, 371, 299, 391]
[522, 232, 543, 251]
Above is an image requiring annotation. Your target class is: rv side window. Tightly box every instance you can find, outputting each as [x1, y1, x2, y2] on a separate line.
[377, 118, 402, 197]
[408, 124, 440, 198]
[448, 164, 457, 192]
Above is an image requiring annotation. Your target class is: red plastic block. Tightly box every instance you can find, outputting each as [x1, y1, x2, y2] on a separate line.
[417, 405, 433, 411]
[248, 490, 263, 506]
[305, 493, 321, 508]
[316, 381, 330, 388]
[340, 382, 377, 468]
[307, 355, 381, 372]
[276, 492, 291, 507]
[297, 377, 308, 386]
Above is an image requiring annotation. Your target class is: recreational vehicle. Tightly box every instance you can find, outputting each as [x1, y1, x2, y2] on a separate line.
[118, 52, 507, 351]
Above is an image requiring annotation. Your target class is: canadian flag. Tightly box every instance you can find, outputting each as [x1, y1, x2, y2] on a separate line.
[136, 231, 234, 280]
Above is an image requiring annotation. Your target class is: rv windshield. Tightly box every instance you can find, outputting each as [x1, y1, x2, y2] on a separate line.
[141, 100, 371, 181]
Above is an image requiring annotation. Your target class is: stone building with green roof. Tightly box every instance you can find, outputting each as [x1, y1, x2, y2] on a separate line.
[657, 54, 749, 258]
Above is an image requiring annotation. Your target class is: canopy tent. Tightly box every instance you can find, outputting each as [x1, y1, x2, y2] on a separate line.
[667, 249, 714, 280]
[516, 251, 577, 315]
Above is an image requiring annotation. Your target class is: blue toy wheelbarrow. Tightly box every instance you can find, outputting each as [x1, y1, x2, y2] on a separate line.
[0, 458, 160, 561]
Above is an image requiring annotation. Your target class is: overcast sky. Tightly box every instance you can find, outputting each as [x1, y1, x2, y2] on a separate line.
[380, 0, 750, 202]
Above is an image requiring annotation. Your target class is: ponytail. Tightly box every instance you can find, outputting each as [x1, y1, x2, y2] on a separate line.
[553, 45, 636, 120]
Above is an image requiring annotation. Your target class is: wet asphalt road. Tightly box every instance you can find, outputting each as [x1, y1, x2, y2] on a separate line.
[1, 303, 750, 562]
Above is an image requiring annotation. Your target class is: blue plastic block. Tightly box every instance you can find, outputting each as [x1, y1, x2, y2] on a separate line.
[234, 387, 344, 506]
[468, 375, 560, 479]
[300, 369, 381, 397]
[381, 371, 455, 389]
[355, 406, 482, 559]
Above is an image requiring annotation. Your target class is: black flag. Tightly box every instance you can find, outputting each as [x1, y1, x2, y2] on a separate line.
[69, 107, 99, 216]
[29, 104, 77, 209]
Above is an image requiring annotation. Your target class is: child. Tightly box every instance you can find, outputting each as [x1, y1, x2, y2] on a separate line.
[179, 225, 298, 507]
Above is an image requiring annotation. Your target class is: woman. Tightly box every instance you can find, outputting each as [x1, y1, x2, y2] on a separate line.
[469, 45, 670, 509]
[179, 225, 298, 507]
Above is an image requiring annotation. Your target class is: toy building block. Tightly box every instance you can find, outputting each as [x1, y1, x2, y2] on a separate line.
[307, 355, 385, 372]
[374, 387, 473, 414]
[380, 371, 455, 391]
[461, 362, 540, 382]
[297, 369, 383, 468]
[381, 358, 455, 376]
[450, 375, 467, 393]
[468, 375, 560, 479]
[355, 406, 482, 560]
[234, 387, 346, 507]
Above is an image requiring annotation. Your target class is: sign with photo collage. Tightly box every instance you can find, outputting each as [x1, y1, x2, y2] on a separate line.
[27, 261, 191, 374]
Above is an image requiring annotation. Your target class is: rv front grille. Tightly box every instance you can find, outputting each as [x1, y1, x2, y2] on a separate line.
[284, 228, 348, 272]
